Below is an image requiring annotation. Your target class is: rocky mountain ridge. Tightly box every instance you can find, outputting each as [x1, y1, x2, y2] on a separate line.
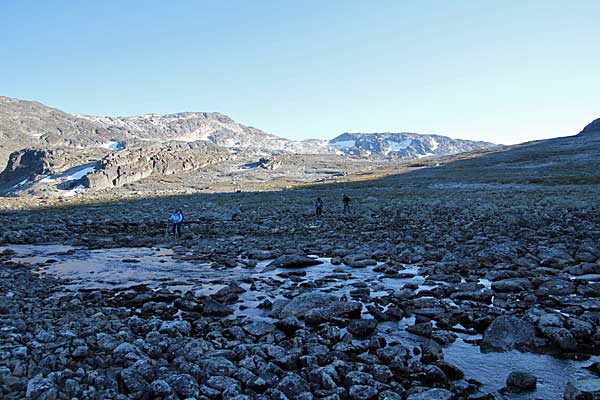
[331, 132, 494, 158]
[579, 118, 600, 135]
[0, 95, 501, 197]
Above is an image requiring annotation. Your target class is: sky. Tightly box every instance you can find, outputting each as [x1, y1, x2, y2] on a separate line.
[1, 0, 599, 144]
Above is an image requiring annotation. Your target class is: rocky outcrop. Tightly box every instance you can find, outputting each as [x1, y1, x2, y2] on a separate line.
[82, 142, 229, 189]
[0, 148, 89, 188]
[330, 132, 495, 158]
[580, 118, 600, 135]
[0, 149, 53, 186]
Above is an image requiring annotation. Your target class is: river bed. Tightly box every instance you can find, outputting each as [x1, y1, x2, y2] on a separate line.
[2, 244, 598, 399]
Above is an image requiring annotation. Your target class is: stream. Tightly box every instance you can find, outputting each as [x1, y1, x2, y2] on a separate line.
[2, 244, 598, 399]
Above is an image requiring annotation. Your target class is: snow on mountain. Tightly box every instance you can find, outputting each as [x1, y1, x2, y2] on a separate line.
[330, 132, 495, 158]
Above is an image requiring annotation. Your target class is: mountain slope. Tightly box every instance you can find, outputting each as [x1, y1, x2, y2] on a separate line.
[0, 96, 332, 169]
[330, 132, 495, 158]
[579, 118, 600, 135]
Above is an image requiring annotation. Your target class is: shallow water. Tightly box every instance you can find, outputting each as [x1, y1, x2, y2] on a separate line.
[2, 244, 597, 399]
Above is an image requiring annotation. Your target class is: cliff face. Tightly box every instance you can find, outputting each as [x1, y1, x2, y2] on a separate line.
[82, 142, 229, 189]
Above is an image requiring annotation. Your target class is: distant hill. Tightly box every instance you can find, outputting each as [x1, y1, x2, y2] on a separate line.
[330, 132, 495, 158]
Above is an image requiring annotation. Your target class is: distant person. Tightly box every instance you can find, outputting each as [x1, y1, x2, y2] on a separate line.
[315, 197, 323, 216]
[168, 208, 184, 238]
[342, 194, 351, 214]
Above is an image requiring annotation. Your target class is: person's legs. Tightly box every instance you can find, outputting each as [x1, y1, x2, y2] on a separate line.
[171, 223, 177, 238]
[176, 223, 182, 238]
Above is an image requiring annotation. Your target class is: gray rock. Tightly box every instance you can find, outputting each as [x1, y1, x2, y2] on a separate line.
[348, 385, 378, 400]
[159, 319, 192, 336]
[276, 373, 310, 398]
[26, 377, 57, 400]
[539, 326, 578, 352]
[149, 380, 172, 396]
[506, 370, 537, 392]
[344, 371, 374, 387]
[244, 321, 276, 337]
[564, 378, 600, 399]
[482, 315, 536, 351]
[347, 319, 378, 338]
[121, 367, 148, 393]
[267, 255, 324, 269]
[492, 278, 533, 293]
[406, 388, 454, 400]
[203, 299, 233, 316]
[167, 374, 199, 398]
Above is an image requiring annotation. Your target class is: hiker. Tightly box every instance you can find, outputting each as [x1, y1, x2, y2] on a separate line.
[342, 194, 351, 214]
[168, 208, 184, 238]
[315, 197, 323, 216]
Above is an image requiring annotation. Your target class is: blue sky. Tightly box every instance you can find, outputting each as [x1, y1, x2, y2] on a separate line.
[1, 0, 598, 144]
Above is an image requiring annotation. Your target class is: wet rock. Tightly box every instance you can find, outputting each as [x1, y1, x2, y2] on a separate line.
[275, 316, 303, 334]
[536, 279, 575, 296]
[504, 370, 537, 392]
[492, 278, 533, 293]
[278, 293, 337, 318]
[406, 321, 433, 338]
[421, 364, 449, 386]
[406, 387, 454, 400]
[244, 320, 276, 337]
[347, 319, 378, 338]
[481, 315, 535, 351]
[420, 341, 443, 364]
[564, 378, 600, 399]
[159, 319, 192, 336]
[267, 255, 324, 269]
[538, 326, 578, 352]
[202, 299, 233, 316]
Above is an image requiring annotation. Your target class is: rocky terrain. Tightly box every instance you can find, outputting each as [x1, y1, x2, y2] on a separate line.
[1, 120, 600, 399]
[0, 96, 498, 198]
[330, 133, 493, 159]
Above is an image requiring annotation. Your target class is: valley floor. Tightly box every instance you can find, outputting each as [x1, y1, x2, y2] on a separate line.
[1, 143, 600, 399]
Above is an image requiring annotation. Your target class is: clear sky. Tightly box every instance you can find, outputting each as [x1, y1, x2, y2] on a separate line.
[1, 0, 598, 144]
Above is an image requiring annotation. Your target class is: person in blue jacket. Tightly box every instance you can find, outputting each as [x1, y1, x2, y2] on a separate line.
[168, 209, 184, 238]
[315, 197, 323, 216]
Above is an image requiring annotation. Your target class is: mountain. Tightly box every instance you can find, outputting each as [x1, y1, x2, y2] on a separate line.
[579, 118, 600, 135]
[330, 132, 495, 158]
[0, 96, 331, 168]
[0, 95, 499, 196]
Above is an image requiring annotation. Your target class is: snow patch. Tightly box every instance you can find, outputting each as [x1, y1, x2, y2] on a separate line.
[11, 179, 29, 189]
[417, 152, 435, 159]
[386, 139, 412, 155]
[100, 141, 124, 151]
[67, 166, 96, 181]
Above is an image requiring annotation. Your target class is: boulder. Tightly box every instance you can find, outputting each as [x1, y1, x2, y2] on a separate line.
[482, 315, 535, 351]
[506, 371, 537, 392]
[347, 319, 378, 338]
